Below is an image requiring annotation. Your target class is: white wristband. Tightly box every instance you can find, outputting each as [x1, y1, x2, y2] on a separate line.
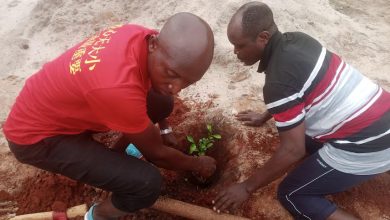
[160, 127, 173, 135]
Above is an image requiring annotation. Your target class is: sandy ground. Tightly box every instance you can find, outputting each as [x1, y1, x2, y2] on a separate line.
[0, 0, 389, 219]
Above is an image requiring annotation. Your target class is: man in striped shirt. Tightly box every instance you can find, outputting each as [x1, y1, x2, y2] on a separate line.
[213, 2, 390, 220]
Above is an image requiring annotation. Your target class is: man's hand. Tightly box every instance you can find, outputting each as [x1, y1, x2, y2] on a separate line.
[125, 123, 212, 172]
[212, 122, 306, 214]
[213, 182, 250, 213]
[235, 110, 271, 127]
[161, 133, 178, 147]
[195, 156, 217, 179]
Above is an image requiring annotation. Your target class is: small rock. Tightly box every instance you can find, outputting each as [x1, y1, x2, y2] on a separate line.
[228, 84, 236, 90]
[21, 44, 29, 50]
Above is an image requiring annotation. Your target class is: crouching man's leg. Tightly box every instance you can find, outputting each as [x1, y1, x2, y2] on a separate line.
[8, 132, 162, 220]
[277, 152, 374, 220]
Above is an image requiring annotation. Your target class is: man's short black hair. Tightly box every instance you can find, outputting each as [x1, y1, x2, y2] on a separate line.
[238, 2, 277, 39]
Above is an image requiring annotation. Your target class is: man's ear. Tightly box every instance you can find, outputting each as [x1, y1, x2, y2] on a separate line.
[148, 34, 158, 52]
[256, 31, 271, 46]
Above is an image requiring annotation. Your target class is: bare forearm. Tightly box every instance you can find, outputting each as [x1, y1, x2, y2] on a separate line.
[148, 146, 198, 172]
[244, 146, 304, 193]
[243, 114, 304, 192]
[123, 123, 212, 175]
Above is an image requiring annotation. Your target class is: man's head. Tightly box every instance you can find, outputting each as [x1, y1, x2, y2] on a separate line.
[227, 2, 277, 66]
[148, 12, 214, 96]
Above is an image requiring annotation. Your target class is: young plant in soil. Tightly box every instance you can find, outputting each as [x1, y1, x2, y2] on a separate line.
[186, 124, 222, 186]
[187, 124, 221, 156]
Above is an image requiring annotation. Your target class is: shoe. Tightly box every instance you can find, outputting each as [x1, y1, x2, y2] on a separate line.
[84, 203, 97, 220]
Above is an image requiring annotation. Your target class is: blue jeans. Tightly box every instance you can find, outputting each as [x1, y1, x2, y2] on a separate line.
[277, 136, 375, 220]
[7, 89, 173, 212]
[9, 133, 162, 212]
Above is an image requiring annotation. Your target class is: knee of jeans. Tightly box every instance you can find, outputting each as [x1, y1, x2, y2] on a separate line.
[142, 168, 162, 206]
[113, 167, 162, 212]
[277, 183, 289, 205]
[277, 183, 315, 219]
[277, 180, 299, 209]
[132, 166, 162, 208]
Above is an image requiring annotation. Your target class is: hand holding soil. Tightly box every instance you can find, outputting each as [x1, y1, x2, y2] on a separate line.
[213, 182, 251, 213]
[194, 155, 217, 179]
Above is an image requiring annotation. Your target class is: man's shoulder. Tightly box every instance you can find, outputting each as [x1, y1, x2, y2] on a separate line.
[282, 31, 317, 41]
[268, 31, 323, 71]
[119, 24, 158, 35]
[121, 24, 150, 31]
[264, 31, 326, 97]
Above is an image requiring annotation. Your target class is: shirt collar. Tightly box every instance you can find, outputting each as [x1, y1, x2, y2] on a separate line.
[257, 31, 282, 73]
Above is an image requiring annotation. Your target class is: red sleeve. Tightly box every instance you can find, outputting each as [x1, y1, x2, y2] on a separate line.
[85, 85, 150, 133]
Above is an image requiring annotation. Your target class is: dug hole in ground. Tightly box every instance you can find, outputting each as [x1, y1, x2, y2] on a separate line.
[0, 0, 390, 219]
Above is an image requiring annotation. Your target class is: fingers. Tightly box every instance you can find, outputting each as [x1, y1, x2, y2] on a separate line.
[213, 190, 225, 207]
[235, 111, 257, 122]
[244, 121, 262, 127]
[244, 122, 256, 126]
[236, 110, 252, 116]
[213, 192, 227, 212]
[198, 156, 216, 178]
[219, 198, 234, 213]
[213, 192, 235, 213]
[231, 201, 241, 210]
[235, 114, 251, 121]
[237, 110, 252, 114]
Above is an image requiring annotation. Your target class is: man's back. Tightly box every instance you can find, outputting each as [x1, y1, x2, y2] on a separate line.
[4, 24, 156, 145]
[261, 31, 390, 174]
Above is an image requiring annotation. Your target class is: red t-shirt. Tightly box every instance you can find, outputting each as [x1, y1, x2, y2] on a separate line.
[3, 24, 157, 145]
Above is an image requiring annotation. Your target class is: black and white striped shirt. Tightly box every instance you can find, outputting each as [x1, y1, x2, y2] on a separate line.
[259, 31, 390, 174]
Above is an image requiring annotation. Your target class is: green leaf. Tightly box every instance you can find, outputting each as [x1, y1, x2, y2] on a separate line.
[212, 134, 222, 139]
[206, 142, 214, 149]
[189, 143, 198, 154]
[186, 136, 195, 143]
[207, 124, 212, 132]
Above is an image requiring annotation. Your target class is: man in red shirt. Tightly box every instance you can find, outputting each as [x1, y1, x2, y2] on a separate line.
[3, 12, 215, 219]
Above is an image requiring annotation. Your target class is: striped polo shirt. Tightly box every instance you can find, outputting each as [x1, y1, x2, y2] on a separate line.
[260, 31, 390, 175]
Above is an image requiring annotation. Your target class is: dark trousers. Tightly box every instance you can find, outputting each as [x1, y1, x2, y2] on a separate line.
[277, 136, 375, 220]
[8, 89, 174, 212]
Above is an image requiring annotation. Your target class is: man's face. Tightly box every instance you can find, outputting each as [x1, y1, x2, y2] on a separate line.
[227, 17, 264, 66]
[147, 36, 201, 96]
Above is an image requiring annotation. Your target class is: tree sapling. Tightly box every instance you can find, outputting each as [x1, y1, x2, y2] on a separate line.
[186, 124, 222, 186]
[187, 124, 222, 156]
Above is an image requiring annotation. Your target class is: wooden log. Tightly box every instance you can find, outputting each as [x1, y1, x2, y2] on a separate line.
[9, 204, 87, 220]
[9, 197, 249, 220]
[152, 196, 250, 220]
